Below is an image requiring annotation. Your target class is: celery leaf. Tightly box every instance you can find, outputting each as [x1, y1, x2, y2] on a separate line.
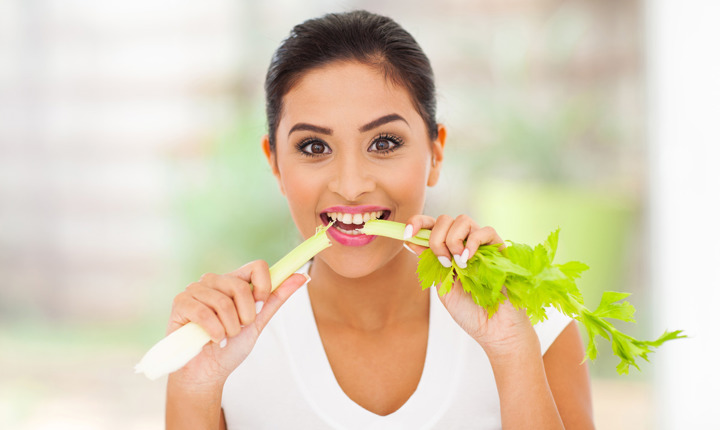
[413, 227, 684, 374]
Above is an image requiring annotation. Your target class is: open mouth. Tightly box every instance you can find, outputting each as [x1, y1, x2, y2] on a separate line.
[320, 210, 391, 235]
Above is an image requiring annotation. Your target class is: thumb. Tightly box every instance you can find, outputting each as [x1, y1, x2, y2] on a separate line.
[254, 272, 310, 331]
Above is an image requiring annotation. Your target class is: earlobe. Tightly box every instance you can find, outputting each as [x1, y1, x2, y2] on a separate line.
[262, 135, 286, 195]
[427, 124, 447, 187]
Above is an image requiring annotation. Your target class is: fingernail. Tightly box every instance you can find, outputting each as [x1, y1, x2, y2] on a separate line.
[219, 338, 227, 348]
[438, 255, 452, 268]
[302, 273, 311, 284]
[453, 253, 467, 269]
[403, 224, 413, 240]
[403, 243, 418, 256]
[255, 301, 264, 313]
[461, 248, 470, 264]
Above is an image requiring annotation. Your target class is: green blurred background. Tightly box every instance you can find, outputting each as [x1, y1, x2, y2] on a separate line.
[0, 0, 662, 428]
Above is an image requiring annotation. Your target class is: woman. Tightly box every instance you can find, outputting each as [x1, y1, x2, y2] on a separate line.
[166, 10, 594, 429]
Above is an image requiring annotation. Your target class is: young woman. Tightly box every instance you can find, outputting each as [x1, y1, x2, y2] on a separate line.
[166, 10, 594, 429]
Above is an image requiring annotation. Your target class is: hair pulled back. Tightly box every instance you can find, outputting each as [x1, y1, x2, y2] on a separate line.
[264, 10, 438, 150]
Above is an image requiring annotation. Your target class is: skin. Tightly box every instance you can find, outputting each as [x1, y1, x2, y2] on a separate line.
[165, 60, 595, 429]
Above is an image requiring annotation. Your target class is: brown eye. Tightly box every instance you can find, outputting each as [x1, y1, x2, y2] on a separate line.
[368, 134, 403, 153]
[375, 139, 390, 151]
[310, 142, 325, 153]
[298, 139, 331, 156]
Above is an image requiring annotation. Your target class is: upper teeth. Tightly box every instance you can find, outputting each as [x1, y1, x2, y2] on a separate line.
[327, 211, 383, 225]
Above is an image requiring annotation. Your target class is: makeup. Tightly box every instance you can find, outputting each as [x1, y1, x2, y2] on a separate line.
[320, 205, 391, 246]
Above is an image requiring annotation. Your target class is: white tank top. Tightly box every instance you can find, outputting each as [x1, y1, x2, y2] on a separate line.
[221, 263, 572, 429]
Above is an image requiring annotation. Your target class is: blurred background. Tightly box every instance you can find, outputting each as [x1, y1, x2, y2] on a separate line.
[0, 0, 717, 429]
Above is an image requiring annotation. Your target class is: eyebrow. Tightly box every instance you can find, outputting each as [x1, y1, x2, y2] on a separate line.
[287, 113, 409, 137]
[358, 114, 408, 132]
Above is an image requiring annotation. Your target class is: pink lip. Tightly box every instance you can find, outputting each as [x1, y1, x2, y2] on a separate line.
[320, 205, 391, 247]
[326, 227, 378, 246]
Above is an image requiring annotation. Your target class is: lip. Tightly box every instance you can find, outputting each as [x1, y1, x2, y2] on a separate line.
[320, 205, 392, 247]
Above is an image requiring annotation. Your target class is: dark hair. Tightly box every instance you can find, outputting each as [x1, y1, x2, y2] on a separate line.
[264, 10, 438, 150]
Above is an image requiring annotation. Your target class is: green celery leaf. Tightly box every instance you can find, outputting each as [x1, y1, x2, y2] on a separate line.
[417, 248, 451, 291]
[439, 270, 455, 295]
[558, 261, 589, 279]
[645, 330, 687, 347]
[502, 242, 535, 272]
[543, 229, 560, 264]
[594, 291, 636, 323]
[408, 225, 684, 375]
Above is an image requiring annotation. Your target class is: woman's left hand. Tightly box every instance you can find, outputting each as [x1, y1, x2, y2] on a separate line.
[404, 214, 540, 358]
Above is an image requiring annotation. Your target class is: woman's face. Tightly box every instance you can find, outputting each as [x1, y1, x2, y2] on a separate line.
[264, 60, 445, 278]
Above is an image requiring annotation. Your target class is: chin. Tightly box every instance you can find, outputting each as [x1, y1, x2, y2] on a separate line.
[317, 240, 398, 279]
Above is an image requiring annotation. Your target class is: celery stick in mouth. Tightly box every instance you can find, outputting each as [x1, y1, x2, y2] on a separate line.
[360, 219, 430, 247]
[135, 223, 333, 380]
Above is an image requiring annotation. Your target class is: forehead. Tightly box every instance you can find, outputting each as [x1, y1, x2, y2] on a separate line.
[277, 61, 422, 135]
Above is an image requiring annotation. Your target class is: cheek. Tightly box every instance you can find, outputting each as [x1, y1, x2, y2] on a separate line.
[384, 156, 430, 211]
[279, 165, 323, 232]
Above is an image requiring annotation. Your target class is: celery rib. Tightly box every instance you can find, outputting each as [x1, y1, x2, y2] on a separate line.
[135, 224, 333, 380]
[360, 219, 430, 247]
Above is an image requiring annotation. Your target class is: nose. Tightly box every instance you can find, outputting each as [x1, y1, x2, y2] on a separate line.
[327, 153, 376, 201]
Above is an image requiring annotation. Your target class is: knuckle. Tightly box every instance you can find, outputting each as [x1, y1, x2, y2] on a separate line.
[195, 306, 216, 324]
[251, 259, 270, 272]
[407, 214, 424, 224]
[219, 297, 236, 313]
[236, 281, 253, 295]
[199, 272, 216, 282]
[171, 293, 187, 309]
[428, 233, 444, 247]
[185, 281, 200, 291]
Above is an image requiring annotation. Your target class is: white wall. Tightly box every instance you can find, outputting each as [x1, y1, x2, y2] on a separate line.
[648, 1, 720, 428]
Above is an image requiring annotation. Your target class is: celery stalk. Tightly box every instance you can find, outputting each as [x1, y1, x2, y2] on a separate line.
[360, 219, 431, 247]
[135, 224, 333, 380]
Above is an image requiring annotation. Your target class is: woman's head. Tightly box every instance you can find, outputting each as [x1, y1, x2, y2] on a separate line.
[262, 11, 446, 278]
[264, 10, 438, 151]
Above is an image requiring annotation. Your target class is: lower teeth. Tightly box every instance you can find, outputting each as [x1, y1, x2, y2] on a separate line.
[336, 226, 361, 235]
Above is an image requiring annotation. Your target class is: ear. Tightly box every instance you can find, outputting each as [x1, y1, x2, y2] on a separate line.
[262, 134, 286, 195]
[427, 124, 447, 187]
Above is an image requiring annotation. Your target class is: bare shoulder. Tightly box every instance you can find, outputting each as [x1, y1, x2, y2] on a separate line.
[543, 321, 596, 429]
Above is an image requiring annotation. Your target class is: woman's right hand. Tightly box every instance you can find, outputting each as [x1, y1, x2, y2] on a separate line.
[166, 260, 309, 388]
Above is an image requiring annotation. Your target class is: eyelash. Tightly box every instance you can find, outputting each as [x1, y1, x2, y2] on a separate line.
[370, 133, 404, 154]
[295, 137, 330, 158]
[295, 133, 405, 158]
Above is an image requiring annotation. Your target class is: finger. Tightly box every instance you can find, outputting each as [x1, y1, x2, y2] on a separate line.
[402, 214, 436, 257]
[181, 299, 227, 343]
[200, 273, 257, 326]
[445, 214, 474, 258]
[208, 275, 255, 327]
[428, 214, 454, 268]
[254, 273, 310, 332]
[228, 260, 273, 303]
[404, 214, 437, 240]
[190, 287, 243, 338]
[465, 226, 505, 257]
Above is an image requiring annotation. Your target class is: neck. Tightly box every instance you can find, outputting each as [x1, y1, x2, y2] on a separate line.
[307, 248, 429, 331]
